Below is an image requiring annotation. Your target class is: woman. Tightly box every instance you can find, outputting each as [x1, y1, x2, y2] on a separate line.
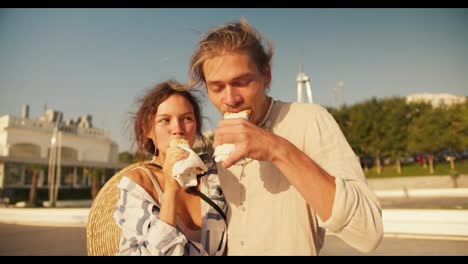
[113, 80, 227, 256]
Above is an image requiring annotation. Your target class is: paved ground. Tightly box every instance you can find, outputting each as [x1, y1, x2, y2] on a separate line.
[368, 175, 468, 190]
[379, 196, 468, 209]
[1, 223, 467, 256]
[0, 223, 86, 256]
[1, 187, 468, 255]
[321, 235, 468, 256]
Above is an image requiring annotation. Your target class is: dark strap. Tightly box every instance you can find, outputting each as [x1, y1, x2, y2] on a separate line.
[147, 163, 227, 224]
[148, 163, 163, 170]
[185, 186, 227, 224]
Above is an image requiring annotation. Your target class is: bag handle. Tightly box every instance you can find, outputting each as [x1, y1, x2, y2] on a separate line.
[147, 163, 227, 224]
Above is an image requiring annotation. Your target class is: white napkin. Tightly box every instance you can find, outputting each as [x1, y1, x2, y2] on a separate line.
[213, 110, 252, 166]
[172, 144, 208, 188]
[213, 144, 252, 166]
[213, 144, 236, 163]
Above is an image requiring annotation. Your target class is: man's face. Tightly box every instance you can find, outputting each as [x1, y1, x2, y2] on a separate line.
[202, 52, 271, 124]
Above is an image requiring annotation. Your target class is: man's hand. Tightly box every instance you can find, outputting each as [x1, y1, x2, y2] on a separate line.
[213, 118, 277, 168]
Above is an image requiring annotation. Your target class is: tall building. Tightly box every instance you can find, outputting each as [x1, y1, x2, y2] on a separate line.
[406, 93, 466, 108]
[0, 105, 125, 204]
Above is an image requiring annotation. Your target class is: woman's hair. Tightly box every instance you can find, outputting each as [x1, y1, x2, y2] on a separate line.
[133, 80, 206, 158]
[189, 18, 274, 89]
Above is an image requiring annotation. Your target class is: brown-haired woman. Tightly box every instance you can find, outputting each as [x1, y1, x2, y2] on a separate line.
[113, 80, 226, 256]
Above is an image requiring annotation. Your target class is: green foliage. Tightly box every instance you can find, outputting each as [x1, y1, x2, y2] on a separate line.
[84, 167, 104, 178]
[118, 151, 135, 164]
[331, 96, 467, 167]
[379, 98, 410, 159]
[444, 102, 468, 151]
[408, 106, 449, 155]
[193, 132, 214, 155]
[365, 160, 468, 178]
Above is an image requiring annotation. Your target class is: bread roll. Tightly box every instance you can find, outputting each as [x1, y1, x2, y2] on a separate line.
[223, 109, 251, 120]
[169, 138, 189, 148]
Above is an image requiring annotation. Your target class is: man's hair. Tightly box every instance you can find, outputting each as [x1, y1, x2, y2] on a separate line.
[133, 80, 206, 158]
[189, 18, 274, 89]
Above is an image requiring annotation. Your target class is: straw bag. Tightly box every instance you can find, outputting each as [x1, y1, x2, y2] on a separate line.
[86, 162, 147, 256]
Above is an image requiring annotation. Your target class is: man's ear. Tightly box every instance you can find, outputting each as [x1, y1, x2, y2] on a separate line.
[263, 67, 272, 89]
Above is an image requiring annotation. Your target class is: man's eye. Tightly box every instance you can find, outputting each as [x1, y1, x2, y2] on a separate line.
[232, 79, 249, 87]
[209, 85, 223, 93]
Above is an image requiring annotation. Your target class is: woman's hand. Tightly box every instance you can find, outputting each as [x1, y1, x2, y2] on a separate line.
[162, 145, 189, 193]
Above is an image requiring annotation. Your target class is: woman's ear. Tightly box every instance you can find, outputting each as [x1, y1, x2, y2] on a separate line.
[146, 121, 155, 140]
[146, 128, 153, 140]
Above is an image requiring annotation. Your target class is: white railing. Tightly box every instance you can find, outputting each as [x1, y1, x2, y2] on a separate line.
[76, 127, 109, 139]
[8, 116, 55, 132]
[7, 116, 109, 139]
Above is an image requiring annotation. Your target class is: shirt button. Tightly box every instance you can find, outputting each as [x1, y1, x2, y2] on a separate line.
[240, 241, 245, 246]
[241, 206, 246, 212]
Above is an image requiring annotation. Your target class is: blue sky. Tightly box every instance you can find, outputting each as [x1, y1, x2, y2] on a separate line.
[1, 8, 467, 152]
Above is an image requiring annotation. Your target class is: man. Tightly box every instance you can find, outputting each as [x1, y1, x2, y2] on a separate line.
[188, 18, 383, 256]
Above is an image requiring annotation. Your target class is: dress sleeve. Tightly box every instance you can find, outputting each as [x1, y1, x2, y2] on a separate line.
[113, 177, 187, 256]
[305, 106, 384, 253]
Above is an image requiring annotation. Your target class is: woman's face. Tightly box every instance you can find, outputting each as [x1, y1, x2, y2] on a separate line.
[149, 94, 197, 155]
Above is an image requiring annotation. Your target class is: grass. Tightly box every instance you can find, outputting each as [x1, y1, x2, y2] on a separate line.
[365, 160, 468, 178]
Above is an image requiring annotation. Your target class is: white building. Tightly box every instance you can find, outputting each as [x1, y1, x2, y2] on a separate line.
[0, 105, 125, 204]
[406, 93, 466, 108]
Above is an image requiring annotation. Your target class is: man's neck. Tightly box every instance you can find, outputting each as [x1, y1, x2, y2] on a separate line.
[255, 96, 272, 126]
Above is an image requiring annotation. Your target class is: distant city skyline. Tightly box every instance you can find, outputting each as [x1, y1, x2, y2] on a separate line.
[1, 8, 467, 152]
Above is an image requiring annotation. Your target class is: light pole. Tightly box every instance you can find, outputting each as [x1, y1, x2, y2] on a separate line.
[47, 112, 62, 207]
[332, 86, 337, 108]
[338, 80, 345, 106]
[48, 127, 58, 207]
[54, 130, 62, 204]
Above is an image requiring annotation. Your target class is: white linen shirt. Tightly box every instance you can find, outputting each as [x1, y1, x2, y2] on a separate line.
[218, 100, 383, 256]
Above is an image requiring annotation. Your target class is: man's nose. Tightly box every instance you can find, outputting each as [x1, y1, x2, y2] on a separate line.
[221, 86, 242, 107]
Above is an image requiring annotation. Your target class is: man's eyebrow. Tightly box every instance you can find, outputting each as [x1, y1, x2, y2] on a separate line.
[206, 73, 253, 85]
[232, 73, 253, 80]
[206, 80, 223, 86]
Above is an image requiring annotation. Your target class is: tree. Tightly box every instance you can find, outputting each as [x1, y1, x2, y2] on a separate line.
[349, 98, 386, 174]
[444, 102, 468, 160]
[408, 105, 447, 174]
[118, 151, 135, 164]
[332, 100, 376, 172]
[193, 131, 214, 155]
[27, 164, 44, 207]
[442, 102, 468, 186]
[379, 98, 411, 174]
[84, 167, 104, 200]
